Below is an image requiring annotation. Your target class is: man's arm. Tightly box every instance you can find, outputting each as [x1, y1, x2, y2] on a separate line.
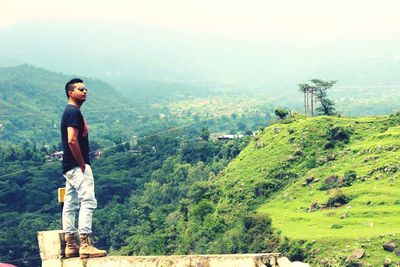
[67, 126, 86, 172]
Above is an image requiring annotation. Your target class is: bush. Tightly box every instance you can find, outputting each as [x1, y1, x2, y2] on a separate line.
[324, 125, 351, 149]
[341, 170, 357, 187]
[238, 213, 279, 253]
[278, 237, 312, 262]
[326, 191, 351, 208]
[275, 109, 289, 120]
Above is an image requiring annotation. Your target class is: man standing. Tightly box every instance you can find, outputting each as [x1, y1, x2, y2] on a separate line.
[61, 78, 107, 259]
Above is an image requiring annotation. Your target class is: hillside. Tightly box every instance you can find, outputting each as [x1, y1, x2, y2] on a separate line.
[109, 79, 218, 107]
[0, 64, 131, 144]
[210, 114, 400, 265]
[0, 64, 125, 115]
[0, 64, 273, 146]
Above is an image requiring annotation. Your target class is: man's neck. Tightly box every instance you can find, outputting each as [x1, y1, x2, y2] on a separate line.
[68, 99, 82, 109]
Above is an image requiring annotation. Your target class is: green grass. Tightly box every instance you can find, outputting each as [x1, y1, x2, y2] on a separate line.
[215, 114, 400, 265]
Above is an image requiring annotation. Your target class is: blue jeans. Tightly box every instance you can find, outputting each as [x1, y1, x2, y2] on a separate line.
[62, 164, 97, 234]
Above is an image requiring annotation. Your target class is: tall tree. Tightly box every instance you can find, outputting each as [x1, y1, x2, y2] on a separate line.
[298, 83, 309, 116]
[298, 79, 337, 116]
[309, 85, 315, 117]
[310, 79, 337, 116]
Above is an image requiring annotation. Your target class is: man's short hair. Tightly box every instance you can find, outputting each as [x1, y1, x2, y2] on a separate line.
[65, 78, 84, 99]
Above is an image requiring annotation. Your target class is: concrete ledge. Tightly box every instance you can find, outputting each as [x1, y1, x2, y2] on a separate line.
[38, 230, 311, 267]
[57, 254, 280, 267]
[39, 254, 281, 267]
[37, 230, 64, 260]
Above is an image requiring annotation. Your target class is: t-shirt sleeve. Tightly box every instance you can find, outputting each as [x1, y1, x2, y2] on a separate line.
[67, 109, 83, 129]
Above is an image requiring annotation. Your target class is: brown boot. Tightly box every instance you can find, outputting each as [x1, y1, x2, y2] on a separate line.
[64, 233, 79, 258]
[79, 233, 107, 259]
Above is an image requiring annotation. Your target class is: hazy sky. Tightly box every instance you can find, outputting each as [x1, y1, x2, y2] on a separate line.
[1, 0, 399, 43]
[1, 0, 399, 87]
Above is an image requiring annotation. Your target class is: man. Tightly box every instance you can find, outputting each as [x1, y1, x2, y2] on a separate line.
[61, 78, 107, 259]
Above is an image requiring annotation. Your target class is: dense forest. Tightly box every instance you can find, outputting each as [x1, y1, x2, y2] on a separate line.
[1, 131, 307, 266]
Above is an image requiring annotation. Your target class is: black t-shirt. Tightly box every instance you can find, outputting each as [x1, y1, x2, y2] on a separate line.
[61, 104, 90, 173]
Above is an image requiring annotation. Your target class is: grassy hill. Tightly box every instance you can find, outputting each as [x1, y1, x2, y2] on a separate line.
[211, 114, 400, 266]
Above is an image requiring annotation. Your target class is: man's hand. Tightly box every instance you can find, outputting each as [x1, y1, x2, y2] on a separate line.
[80, 164, 86, 173]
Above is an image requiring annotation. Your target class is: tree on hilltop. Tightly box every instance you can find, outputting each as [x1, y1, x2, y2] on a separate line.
[297, 79, 337, 116]
[310, 79, 337, 116]
[298, 83, 314, 116]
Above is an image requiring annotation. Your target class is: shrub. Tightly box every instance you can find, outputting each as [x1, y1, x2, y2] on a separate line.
[331, 224, 344, 229]
[341, 170, 357, 187]
[238, 213, 279, 253]
[324, 125, 351, 149]
[326, 191, 351, 208]
[278, 237, 312, 262]
[275, 109, 289, 120]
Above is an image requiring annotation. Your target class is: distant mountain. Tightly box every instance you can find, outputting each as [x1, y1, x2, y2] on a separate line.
[109, 78, 219, 107]
[0, 64, 127, 114]
[0, 64, 129, 144]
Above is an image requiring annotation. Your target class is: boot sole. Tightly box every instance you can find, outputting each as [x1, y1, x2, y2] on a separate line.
[80, 253, 107, 259]
[65, 254, 79, 258]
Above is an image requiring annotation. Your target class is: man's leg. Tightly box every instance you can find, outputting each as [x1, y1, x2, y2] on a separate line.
[63, 170, 79, 233]
[66, 164, 106, 258]
[76, 164, 97, 234]
[62, 170, 80, 258]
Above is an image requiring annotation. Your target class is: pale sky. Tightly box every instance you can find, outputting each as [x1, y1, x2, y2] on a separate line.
[1, 0, 399, 87]
[1, 0, 399, 43]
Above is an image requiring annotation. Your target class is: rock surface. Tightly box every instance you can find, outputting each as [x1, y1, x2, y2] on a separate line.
[325, 175, 339, 184]
[277, 257, 310, 267]
[383, 241, 396, 252]
[352, 249, 365, 259]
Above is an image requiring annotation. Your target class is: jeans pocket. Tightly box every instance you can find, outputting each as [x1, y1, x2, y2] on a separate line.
[84, 165, 94, 181]
[64, 168, 76, 179]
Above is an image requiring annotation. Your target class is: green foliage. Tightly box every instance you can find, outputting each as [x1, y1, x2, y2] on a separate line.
[310, 79, 337, 116]
[341, 170, 357, 187]
[325, 191, 351, 208]
[324, 125, 351, 149]
[278, 237, 312, 262]
[181, 140, 218, 164]
[200, 127, 211, 141]
[297, 79, 337, 116]
[316, 98, 336, 116]
[190, 200, 214, 221]
[275, 108, 289, 120]
[239, 213, 279, 253]
[331, 224, 344, 229]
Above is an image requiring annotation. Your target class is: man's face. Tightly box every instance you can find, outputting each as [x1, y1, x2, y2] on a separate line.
[69, 82, 87, 103]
